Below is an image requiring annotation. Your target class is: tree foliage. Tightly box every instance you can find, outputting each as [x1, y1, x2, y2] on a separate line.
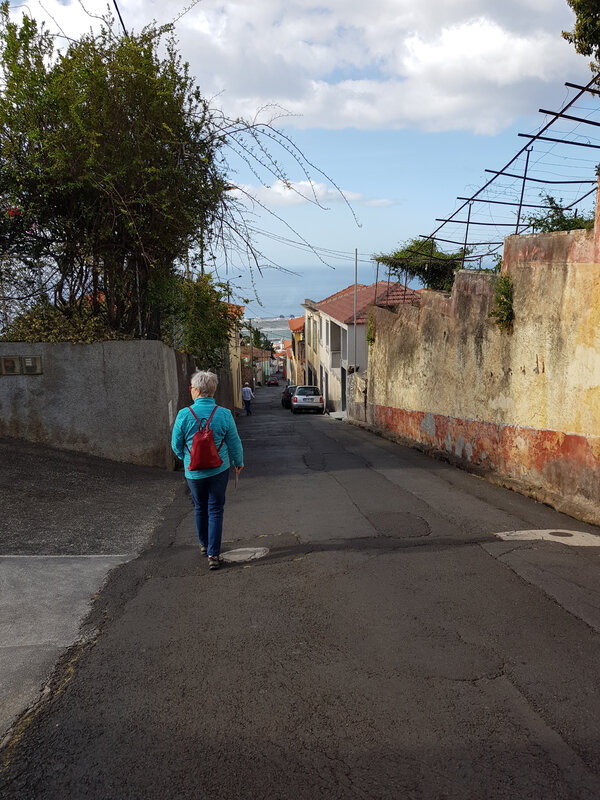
[488, 275, 514, 333]
[375, 238, 464, 292]
[563, 0, 600, 68]
[0, 4, 355, 353]
[4, 273, 240, 369]
[0, 3, 225, 339]
[527, 194, 595, 233]
[3, 294, 123, 344]
[161, 275, 241, 370]
[251, 328, 273, 352]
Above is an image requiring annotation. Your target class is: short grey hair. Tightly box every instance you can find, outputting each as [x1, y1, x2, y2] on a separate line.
[191, 370, 218, 397]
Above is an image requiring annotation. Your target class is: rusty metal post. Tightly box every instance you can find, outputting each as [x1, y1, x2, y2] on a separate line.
[461, 203, 472, 270]
[515, 148, 531, 234]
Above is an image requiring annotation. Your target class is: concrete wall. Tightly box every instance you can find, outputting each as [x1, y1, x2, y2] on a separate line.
[348, 371, 368, 422]
[304, 309, 320, 386]
[355, 224, 600, 524]
[0, 341, 196, 469]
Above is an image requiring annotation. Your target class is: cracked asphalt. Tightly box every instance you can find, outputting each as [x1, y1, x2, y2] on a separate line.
[3, 385, 600, 799]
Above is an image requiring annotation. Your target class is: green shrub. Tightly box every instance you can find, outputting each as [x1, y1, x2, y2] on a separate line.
[488, 275, 514, 333]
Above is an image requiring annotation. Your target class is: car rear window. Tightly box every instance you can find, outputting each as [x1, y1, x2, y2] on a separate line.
[297, 387, 320, 396]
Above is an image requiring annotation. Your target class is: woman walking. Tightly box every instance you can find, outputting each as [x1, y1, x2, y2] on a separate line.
[171, 370, 244, 570]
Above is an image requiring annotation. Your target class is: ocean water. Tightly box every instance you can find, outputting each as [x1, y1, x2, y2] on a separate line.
[242, 316, 296, 343]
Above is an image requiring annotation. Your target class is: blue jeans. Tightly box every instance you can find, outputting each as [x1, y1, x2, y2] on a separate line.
[244, 399, 252, 415]
[186, 469, 230, 557]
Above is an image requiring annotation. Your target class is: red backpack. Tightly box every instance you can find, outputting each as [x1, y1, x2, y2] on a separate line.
[185, 406, 224, 470]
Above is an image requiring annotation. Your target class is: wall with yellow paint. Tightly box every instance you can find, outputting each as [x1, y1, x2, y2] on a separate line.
[359, 221, 600, 523]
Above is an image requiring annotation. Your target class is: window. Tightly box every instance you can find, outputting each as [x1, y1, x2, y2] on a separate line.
[326, 320, 330, 348]
[306, 316, 312, 347]
[319, 318, 322, 342]
[297, 386, 321, 396]
[313, 320, 317, 346]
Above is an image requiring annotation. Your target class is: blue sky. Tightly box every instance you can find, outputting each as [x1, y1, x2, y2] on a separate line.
[11, 0, 597, 316]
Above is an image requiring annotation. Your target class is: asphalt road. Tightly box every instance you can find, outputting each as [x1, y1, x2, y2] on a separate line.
[3, 385, 600, 799]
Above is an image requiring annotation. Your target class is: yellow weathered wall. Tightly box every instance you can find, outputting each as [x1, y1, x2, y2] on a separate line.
[361, 225, 600, 523]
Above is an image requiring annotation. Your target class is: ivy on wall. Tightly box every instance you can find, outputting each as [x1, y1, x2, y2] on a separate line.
[366, 313, 375, 346]
[488, 275, 514, 333]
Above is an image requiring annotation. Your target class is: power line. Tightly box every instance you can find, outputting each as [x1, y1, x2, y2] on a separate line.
[112, 0, 127, 35]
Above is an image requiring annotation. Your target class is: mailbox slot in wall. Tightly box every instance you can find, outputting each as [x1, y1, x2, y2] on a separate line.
[22, 356, 43, 375]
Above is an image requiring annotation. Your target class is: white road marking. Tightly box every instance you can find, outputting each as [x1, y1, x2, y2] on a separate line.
[0, 554, 132, 559]
[222, 547, 269, 563]
[494, 530, 600, 547]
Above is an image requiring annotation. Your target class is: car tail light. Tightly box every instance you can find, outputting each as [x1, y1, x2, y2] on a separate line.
[293, 396, 297, 403]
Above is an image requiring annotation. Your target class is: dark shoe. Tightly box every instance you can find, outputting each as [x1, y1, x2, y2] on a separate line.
[208, 556, 220, 570]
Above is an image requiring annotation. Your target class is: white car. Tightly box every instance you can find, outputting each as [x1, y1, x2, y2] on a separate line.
[291, 385, 325, 414]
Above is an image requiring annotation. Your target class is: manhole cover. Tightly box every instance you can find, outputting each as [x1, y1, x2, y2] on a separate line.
[222, 547, 269, 563]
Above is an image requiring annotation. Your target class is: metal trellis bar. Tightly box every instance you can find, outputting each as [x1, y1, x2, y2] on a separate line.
[516, 148, 532, 233]
[456, 197, 550, 208]
[538, 109, 600, 127]
[565, 82, 600, 94]
[419, 236, 504, 245]
[518, 133, 600, 149]
[484, 170, 596, 184]
[422, 74, 600, 244]
[461, 203, 472, 269]
[435, 219, 525, 227]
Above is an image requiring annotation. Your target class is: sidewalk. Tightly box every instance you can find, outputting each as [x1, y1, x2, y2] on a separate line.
[0, 437, 181, 742]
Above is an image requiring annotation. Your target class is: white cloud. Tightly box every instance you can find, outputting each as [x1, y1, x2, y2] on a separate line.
[10, 0, 590, 134]
[233, 180, 392, 208]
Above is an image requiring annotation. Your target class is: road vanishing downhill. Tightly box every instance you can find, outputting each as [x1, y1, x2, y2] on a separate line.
[3, 385, 600, 799]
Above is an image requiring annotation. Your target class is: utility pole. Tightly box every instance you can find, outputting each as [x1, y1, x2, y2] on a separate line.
[353, 248, 358, 372]
[248, 318, 254, 389]
[0, 257, 8, 333]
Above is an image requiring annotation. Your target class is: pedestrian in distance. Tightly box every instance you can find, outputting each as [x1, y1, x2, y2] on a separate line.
[171, 370, 244, 571]
[241, 381, 255, 415]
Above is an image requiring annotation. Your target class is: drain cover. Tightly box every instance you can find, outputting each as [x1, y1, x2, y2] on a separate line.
[222, 547, 269, 563]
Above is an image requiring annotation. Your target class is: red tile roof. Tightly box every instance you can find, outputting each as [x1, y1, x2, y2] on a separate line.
[317, 284, 367, 304]
[314, 281, 420, 325]
[288, 316, 305, 333]
[316, 282, 388, 325]
[354, 283, 420, 323]
[225, 303, 245, 316]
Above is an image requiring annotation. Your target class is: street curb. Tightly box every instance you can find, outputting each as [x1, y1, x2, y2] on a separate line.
[0, 483, 191, 768]
[344, 417, 597, 527]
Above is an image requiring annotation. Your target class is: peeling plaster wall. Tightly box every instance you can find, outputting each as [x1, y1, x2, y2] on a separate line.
[358, 225, 600, 523]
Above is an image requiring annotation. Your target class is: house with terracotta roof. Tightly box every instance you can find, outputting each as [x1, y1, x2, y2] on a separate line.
[240, 345, 272, 387]
[287, 316, 305, 385]
[303, 282, 420, 412]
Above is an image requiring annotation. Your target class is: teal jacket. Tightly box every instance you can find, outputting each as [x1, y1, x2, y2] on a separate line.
[171, 398, 244, 479]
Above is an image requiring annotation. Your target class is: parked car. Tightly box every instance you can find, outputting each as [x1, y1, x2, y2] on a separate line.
[290, 385, 325, 414]
[266, 376, 279, 386]
[281, 384, 296, 408]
